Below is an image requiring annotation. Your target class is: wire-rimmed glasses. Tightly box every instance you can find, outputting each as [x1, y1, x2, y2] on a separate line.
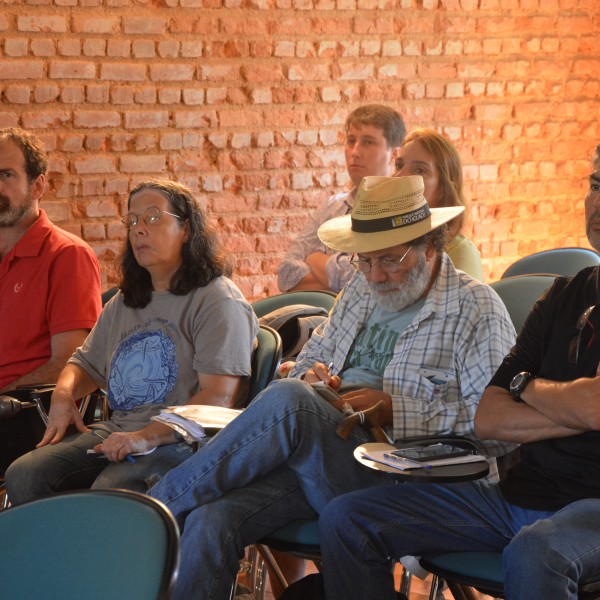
[568, 305, 596, 364]
[122, 207, 183, 229]
[350, 245, 413, 274]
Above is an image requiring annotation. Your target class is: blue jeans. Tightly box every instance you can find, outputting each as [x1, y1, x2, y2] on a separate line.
[177, 466, 317, 600]
[148, 378, 387, 600]
[5, 425, 194, 505]
[319, 480, 600, 600]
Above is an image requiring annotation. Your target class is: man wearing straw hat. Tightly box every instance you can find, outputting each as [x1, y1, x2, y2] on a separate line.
[318, 146, 600, 600]
[149, 175, 516, 600]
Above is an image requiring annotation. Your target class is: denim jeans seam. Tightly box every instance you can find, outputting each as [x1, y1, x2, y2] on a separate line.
[562, 545, 600, 579]
[206, 480, 305, 600]
[53, 464, 106, 490]
[165, 404, 346, 505]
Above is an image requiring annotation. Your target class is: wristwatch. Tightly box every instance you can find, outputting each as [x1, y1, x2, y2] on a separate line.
[509, 371, 534, 403]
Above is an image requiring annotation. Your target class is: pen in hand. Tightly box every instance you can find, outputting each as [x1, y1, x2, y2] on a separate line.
[90, 430, 137, 463]
[327, 361, 343, 390]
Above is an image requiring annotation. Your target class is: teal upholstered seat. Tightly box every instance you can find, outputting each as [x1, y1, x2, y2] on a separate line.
[502, 247, 600, 279]
[251, 290, 336, 318]
[490, 274, 557, 334]
[0, 489, 179, 600]
[420, 551, 600, 599]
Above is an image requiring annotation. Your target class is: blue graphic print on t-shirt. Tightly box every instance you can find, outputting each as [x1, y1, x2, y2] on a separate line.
[108, 329, 179, 410]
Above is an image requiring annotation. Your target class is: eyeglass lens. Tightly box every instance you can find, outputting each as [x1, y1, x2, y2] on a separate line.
[351, 246, 412, 274]
[122, 207, 164, 229]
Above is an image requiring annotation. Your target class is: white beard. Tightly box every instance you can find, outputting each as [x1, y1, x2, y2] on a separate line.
[368, 252, 432, 312]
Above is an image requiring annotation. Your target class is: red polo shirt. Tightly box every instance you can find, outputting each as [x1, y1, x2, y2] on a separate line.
[0, 210, 102, 389]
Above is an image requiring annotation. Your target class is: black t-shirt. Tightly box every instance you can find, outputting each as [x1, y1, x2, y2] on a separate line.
[489, 266, 600, 511]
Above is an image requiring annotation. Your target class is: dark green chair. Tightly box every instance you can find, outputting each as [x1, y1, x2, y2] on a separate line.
[0, 385, 103, 479]
[490, 274, 557, 334]
[502, 247, 600, 279]
[251, 290, 336, 318]
[101, 286, 119, 306]
[420, 551, 600, 600]
[246, 325, 282, 404]
[0, 489, 179, 600]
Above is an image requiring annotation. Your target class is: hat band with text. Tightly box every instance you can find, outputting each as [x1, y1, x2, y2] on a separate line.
[351, 204, 431, 233]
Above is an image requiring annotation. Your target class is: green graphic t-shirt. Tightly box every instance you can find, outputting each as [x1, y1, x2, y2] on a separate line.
[340, 299, 425, 391]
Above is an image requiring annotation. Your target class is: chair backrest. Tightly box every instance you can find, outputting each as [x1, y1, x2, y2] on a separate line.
[246, 325, 282, 405]
[0, 386, 104, 477]
[490, 275, 557, 334]
[0, 388, 52, 477]
[101, 286, 119, 306]
[0, 489, 179, 600]
[251, 290, 337, 318]
[502, 247, 600, 279]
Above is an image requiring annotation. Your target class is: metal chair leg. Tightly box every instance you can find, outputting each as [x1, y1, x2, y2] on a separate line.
[398, 564, 413, 598]
[247, 546, 267, 600]
[255, 544, 289, 598]
[443, 580, 481, 600]
[0, 481, 9, 511]
[230, 546, 268, 600]
[428, 574, 444, 600]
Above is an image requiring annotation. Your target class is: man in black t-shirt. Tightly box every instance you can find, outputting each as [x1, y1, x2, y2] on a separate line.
[319, 144, 600, 600]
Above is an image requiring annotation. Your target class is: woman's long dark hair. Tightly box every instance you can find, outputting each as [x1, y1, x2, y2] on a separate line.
[119, 179, 231, 308]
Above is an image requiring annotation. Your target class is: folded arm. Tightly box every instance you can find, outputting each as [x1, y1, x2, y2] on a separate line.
[474, 380, 595, 444]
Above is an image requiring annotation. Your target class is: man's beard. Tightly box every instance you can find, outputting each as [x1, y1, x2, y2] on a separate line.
[586, 211, 600, 251]
[368, 252, 432, 312]
[0, 190, 35, 228]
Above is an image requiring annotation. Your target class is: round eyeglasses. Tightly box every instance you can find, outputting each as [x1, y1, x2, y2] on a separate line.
[122, 207, 183, 230]
[350, 245, 413, 274]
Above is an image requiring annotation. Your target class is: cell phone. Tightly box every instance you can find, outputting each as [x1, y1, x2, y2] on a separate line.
[389, 443, 470, 462]
[311, 382, 342, 402]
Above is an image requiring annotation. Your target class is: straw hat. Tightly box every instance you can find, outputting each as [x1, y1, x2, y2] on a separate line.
[317, 175, 464, 253]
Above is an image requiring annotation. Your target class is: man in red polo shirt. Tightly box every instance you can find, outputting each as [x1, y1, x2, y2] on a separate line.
[0, 128, 101, 393]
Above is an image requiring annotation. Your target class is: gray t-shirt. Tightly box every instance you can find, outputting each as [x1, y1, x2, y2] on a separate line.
[69, 277, 258, 431]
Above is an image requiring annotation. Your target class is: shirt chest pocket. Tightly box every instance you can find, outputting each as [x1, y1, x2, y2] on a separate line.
[416, 366, 460, 417]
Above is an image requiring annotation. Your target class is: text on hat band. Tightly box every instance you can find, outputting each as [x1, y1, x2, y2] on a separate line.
[351, 204, 431, 233]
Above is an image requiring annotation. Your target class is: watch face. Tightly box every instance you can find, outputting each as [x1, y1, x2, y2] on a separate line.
[511, 372, 531, 398]
[511, 373, 525, 392]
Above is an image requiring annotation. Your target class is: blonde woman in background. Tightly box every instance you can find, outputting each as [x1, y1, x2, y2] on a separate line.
[394, 128, 484, 281]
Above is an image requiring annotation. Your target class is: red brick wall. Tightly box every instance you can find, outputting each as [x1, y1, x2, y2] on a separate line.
[1, 3, 598, 299]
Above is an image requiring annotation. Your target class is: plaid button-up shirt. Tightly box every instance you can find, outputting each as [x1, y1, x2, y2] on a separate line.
[277, 191, 354, 293]
[291, 254, 517, 457]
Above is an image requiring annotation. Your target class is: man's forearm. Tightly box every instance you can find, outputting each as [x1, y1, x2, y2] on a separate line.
[475, 385, 583, 444]
[521, 377, 600, 431]
[288, 271, 325, 291]
[0, 358, 69, 393]
[305, 252, 331, 288]
[1, 328, 92, 394]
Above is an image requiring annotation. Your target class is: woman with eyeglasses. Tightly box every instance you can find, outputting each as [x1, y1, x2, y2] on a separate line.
[6, 179, 258, 505]
[394, 128, 484, 280]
